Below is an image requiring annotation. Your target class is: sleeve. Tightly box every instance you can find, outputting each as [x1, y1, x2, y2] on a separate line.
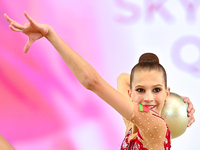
[129, 103, 167, 147]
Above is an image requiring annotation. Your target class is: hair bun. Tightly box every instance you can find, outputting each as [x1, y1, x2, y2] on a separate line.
[139, 53, 159, 63]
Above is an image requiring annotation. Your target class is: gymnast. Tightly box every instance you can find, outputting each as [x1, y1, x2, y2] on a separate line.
[117, 57, 195, 149]
[4, 12, 195, 150]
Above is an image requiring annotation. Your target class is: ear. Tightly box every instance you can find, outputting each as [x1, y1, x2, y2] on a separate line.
[166, 87, 171, 100]
[128, 89, 132, 98]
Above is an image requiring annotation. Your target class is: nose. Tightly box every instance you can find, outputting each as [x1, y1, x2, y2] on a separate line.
[143, 91, 154, 103]
[144, 99, 153, 103]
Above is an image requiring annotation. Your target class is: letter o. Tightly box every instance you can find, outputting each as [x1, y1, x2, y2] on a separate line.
[171, 36, 200, 77]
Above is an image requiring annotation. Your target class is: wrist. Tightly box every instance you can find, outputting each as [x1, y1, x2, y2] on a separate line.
[44, 25, 54, 39]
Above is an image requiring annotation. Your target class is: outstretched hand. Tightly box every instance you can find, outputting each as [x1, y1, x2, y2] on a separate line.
[182, 96, 195, 127]
[4, 12, 50, 53]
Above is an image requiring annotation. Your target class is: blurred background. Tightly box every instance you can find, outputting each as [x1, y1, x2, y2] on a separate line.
[0, 0, 200, 149]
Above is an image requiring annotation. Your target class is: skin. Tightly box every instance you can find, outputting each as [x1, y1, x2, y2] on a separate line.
[117, 72, 195, 130]
[4, 12, 195, 148]
[118, 70, 170, 136]
[4, 12, 135, 122]
[0, 135, 15, 150]
[129, 70, 170, 115]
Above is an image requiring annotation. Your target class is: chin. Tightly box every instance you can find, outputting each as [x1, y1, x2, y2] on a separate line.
[152, 108, 161, 115]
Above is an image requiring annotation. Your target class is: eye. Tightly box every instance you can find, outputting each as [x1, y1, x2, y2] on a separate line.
[136, 88, 145, 92]
[153, 88, 161, 93]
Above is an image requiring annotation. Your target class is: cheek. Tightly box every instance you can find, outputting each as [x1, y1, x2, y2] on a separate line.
[155, 95, 165, 105]
[159, 99, 165, 106]
[158, 97, 166, 107]
[131, 92, 142, 103]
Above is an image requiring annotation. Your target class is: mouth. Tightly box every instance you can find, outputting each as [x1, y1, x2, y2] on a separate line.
[144, 105, 156, 110]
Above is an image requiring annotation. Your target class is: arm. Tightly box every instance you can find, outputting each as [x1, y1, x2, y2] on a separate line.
[47, 29, 134, 119]
[117, 73, 130, 99]
[0, 135, 15, 150]
[4, 12, 134, 120]
[117, 73, 139, 135]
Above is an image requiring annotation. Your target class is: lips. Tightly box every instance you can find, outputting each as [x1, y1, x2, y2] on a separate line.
[144, 105, 156, 110]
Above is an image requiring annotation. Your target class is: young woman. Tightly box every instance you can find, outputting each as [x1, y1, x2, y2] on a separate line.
[118, 73, 195, 138]
[117, 54, 195, 149]
[4, 12, 195, 150]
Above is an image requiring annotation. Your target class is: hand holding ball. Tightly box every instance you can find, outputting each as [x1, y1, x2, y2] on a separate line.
[161, 92, 190, 139]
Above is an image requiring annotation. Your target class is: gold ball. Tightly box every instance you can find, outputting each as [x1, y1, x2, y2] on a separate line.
[161, 92, 190, 139]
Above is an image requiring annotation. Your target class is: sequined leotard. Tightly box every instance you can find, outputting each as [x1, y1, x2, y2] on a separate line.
[120, 104, 171, 150]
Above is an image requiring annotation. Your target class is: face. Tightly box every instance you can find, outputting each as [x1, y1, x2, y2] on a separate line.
[129, 70, 170, 115]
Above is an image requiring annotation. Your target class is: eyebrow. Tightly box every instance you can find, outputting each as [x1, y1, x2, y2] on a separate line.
[135, 84, 163, 88]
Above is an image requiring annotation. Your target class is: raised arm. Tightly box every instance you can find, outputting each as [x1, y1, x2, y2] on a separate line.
[0, 135, 15, 150]
[4, 12, 134, 120]
[117, 73, 130, 99]
[117, 73, 132, 130]
[46, 28, 135, 119]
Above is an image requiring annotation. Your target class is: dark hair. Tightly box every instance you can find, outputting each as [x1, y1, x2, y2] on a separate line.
[130, 53, 167, 89]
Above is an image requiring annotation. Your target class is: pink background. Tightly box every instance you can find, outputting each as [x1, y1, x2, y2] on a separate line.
[1, 0, 200, 149]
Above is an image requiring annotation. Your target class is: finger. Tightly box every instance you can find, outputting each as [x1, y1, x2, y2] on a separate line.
[4, 13, 15, 23]
[182, 96, 189, 103]
[24, 44, 30, 53]
[11, 21, 27, 30]
[24, 12, 35, 25]
[9, 25, 23, 32]
[187, 102, 193, 112]
[188, 108, 195, 117]
[4, 13, 25, 31]
[24, 38, 35, 53]
[24, 12, 49, 36]
[182, 96, 193, 112]
[187, 116, 195, 127]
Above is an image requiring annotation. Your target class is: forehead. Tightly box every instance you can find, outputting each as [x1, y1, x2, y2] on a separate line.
[132, 70, 165, 86]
